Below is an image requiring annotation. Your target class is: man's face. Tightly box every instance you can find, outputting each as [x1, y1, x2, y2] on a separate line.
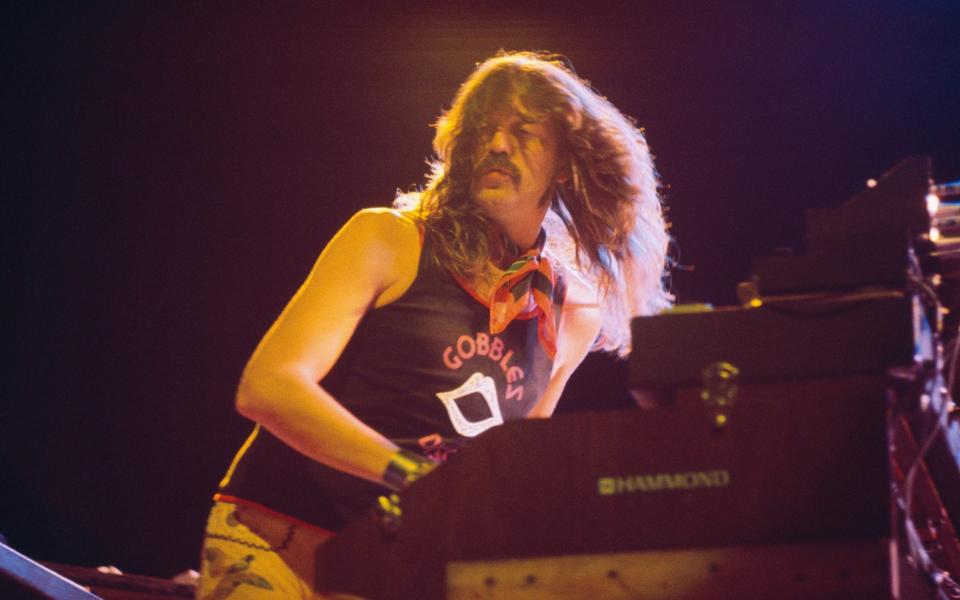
[468, 98, 562, 228]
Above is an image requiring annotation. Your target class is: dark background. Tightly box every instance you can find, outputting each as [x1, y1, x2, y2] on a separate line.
[4, 1, 958, 579]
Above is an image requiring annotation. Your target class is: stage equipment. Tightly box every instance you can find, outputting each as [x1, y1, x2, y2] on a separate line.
[317, 379, 900, 599]
[315, 158, 960, 599]
[0, 541, 99, 599]
[628, 292, 960, 599]
[680, 156, 960, 596]
[0, 541, 195, 599]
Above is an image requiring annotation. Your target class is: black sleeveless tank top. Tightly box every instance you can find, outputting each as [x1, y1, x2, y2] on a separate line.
[219, 234, 562, 530]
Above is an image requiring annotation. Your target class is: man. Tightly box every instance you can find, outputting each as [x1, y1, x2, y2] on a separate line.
[198, 51, 671, 598]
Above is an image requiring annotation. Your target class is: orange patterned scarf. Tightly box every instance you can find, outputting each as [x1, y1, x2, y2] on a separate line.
[489, 231, 561, 359]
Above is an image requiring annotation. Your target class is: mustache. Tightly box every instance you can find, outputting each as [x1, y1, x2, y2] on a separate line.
[474, 154, 520, 183]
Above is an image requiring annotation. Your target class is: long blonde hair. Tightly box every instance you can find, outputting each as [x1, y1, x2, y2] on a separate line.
[396, 51, 672, 356]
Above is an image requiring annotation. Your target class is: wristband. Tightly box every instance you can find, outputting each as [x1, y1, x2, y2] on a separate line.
[382, 449, 435, 491]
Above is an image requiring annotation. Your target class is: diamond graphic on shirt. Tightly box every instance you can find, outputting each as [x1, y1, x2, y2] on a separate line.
[435, 372, 503, 437]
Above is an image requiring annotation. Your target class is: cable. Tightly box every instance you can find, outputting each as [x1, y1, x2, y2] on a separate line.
[897, 270, 960, 596]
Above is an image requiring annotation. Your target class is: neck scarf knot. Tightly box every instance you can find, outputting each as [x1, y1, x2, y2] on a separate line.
[489, 230, 560, 359]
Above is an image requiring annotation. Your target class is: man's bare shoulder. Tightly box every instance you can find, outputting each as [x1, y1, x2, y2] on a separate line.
[341, 207, 419, 245]
[332, 208, 421, 307]
[326, 208, 421, 270]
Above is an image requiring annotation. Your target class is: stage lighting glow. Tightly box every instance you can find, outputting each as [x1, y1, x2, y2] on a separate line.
[926, 192, 940, 216]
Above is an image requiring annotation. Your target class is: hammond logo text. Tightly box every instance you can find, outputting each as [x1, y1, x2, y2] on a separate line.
[597, 470, 731, 496]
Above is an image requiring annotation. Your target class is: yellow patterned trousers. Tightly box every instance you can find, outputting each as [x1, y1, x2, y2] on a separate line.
[197, 500, 337, 600]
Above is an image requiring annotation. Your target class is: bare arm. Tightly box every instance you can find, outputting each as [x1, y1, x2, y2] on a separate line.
[235, 208, 421, 485]
[527, 279, 604, 418]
